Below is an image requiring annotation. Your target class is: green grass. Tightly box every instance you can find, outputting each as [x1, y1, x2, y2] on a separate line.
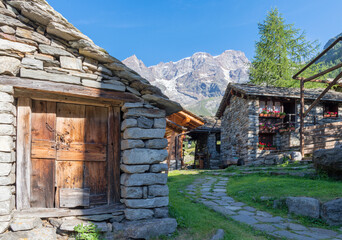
[161, 170, 273, 240]
[226, 174, 342, 228]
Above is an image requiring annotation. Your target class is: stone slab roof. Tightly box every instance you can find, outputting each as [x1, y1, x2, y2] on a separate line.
[216, 83, 342, 117]
[0, 0, 182, 115]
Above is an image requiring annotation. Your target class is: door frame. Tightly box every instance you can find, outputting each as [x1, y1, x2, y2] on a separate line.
[16, 89, 122, 211]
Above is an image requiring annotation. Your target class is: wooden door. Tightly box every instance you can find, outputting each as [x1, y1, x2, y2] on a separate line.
[29, 100, 120, 208]
[30, 100, 56, 208]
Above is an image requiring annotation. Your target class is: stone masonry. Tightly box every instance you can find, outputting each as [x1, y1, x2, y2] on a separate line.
[0, 0, 179, 239]
[0, 85, 15, 234]
[221, 95, 342, 166]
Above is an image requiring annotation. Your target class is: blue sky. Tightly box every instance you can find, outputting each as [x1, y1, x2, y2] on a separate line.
[48, 0, 342, 66]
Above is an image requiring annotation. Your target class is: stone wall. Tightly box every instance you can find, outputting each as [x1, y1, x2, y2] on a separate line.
[0, 85, 15, 233]
[207, 133, 220, 169]
[0, 0, 178, 238]
[120, 102, 169, 221]
[221, 96, 250, 164]
[221, 95, 342, 166]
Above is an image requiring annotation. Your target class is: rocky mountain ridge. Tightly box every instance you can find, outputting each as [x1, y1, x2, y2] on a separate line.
[123, 50, 250, 116]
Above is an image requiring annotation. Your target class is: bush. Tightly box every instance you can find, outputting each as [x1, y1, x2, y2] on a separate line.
[74, 223, 104, 240]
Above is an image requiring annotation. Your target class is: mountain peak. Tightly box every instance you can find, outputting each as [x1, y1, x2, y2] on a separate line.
[123, 50, 250, 116]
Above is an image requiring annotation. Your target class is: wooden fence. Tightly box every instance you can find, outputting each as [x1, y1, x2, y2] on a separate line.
[303, 121, 342, 154]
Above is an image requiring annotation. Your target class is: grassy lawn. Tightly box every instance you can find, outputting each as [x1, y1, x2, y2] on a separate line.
[226, 174, 342, 228]
[162, 170, 273, 240]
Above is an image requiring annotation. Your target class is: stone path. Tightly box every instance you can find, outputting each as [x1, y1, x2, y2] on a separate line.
[185, 176, 342, 240]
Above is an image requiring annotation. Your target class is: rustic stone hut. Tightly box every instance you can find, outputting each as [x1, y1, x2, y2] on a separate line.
[0, 0, 182, 239]
[188, 117, 221, 169]
[216, 83, 342, 166]
[165, 110, 204, 170]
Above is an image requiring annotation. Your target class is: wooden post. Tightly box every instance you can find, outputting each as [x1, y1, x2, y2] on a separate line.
[300, 81, 304, 158]
[108, 106, 121, 204]
[17, 97, 32, 210]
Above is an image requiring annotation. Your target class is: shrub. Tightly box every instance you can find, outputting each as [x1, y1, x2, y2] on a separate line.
[74, 223, 104, 240]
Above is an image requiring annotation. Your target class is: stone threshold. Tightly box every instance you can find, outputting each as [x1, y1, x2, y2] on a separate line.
[13, 203, 125, 218]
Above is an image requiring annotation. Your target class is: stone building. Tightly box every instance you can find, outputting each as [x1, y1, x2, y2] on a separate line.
[188, 117, 221, 169]
[0, 0, 181, 239]
[166, 110, 204, 170]
[216, 83, 342, 166]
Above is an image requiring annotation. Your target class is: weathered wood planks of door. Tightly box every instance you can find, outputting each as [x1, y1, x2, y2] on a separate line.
[30, 100, 56, 208]
[28, 100, 120, 209]
[56, 103, 108, 207]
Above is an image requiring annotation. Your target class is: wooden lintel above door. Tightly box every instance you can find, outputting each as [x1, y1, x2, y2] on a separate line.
[0, 75, 142, 104]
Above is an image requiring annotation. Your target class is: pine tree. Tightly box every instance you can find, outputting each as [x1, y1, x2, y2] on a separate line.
[250, 8, 319, 87]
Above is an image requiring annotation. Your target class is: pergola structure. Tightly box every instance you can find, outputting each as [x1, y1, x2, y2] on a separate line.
[293, 36, 342, 156]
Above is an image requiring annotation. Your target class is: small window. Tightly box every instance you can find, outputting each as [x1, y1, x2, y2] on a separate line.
[323, 102, 338, 118]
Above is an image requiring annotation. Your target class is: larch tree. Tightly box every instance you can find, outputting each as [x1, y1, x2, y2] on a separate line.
[250, 8, 319, 87]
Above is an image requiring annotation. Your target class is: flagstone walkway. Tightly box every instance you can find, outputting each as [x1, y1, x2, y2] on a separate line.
[185, 176, 342, 240]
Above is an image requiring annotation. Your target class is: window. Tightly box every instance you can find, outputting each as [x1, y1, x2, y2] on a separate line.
[323, 102, 338, 118]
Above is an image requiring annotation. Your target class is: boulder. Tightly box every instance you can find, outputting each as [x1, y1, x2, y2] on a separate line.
[291, 151, 302, 161]
[124, 128, 166, 140]
[123, 108, 166, 119]
[119, 218, 177, 239]
[0, 198, 15, 215]
[60, 56, 82, 71]
[137, 117, 154, 129]
[154, 207, 169, 218]
[321, 198, 342, 226]
[122, 102, 144, 111]
[81, 79, 126, 92]
[10, 217, 42, 231]
[0, 136, 14, 152]
[122, 149, 168, 165]
[0, 152, 14, 163]
[125, 208, 154, 220]
[150, 163, 168, 173]
[124, 197, 168, 209]
[313, 147, 342, 180]
[47, 21, 86, 41]
[59, 218, 109, 232]
[20, 68, 81, 85]
[77, 214, 114, 222]
[286, 197, 320, 219]
[142, 94, 183, 116]
[154, 118, 166, 129]
[0, 227, 56, 240]
[38, 44, 73, 57]
[121, 164, 149, 174]
[145, 139, 168, 149]
[0, 163, 12, 176]
[121, 186, 143, 198]
[16, 27, 50, 45]
[0, 57, 20, 76]
[211, 229, 225, 240]
[121, 140, 144, 150]
[21, 57, 44, 70]
[121, 173, 167, 186]
[121, 119, 138, 131]
[148, 185, 169, 197]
